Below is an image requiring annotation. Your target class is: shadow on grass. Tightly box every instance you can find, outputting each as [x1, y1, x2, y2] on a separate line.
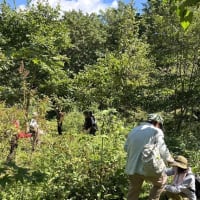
[0, 162, 46, 187]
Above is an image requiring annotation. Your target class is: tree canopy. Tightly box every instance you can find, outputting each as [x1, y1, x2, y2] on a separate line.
[0, 1, 200, 199]
[1, 0, 200, 129]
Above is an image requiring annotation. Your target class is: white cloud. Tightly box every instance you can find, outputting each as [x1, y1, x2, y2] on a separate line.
[21, 0, 118, 14]
[17, 5, 26, 10]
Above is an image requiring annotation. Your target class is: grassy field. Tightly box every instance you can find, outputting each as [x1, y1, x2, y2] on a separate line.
[0, 109, 199, 200]
[0, 123, 131, 200]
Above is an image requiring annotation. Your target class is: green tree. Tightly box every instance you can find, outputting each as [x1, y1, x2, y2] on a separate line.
[142, 0, 200, 131]
[63, 11, 107, 73]
[73, 2, 152, 112]
[168, 0, 200, 30]
[0, 2, 71, 107]
[101, 1, 141, 53]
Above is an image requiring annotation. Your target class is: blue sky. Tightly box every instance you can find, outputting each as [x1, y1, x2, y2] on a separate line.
[2, 0, 147, 13]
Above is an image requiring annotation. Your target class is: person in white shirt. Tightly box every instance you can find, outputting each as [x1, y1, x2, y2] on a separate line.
[29, 112, 39, 151]
[124, 113, 173, 200]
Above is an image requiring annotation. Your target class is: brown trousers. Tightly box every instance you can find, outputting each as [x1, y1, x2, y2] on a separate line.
[31, 129, 39, 151]
[6, 135, 18, 163]
[127, 173, 167, 200]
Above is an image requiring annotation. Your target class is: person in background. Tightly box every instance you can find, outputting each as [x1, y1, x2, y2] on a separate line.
[56, 108, 64, 135]
[124, 113, 174, 200]
[89, 111, 98, 133]
[83, 110, 96, 135]
[6, 120, 20, 163]
[6, 133, 18, 163]
[160, 155, 196, 200]
[29, 112, 39, 151]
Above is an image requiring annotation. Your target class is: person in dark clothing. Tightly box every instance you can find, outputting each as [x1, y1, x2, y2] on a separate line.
[89, 111, 95, 124]
[89, 111, 98, 132]
[83, 111, 97, 135]
[56, 108, 64, 135]
[6, 134, 18, 163]
[6, 120, 20, 163]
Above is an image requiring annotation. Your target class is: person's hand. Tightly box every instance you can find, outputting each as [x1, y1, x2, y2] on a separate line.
[162, 174, 168, 185]
[164, 185, 171, 191]
[158, 173, 168, 185]
[167, 160, 174, 166]
[167, 156, 174, 165]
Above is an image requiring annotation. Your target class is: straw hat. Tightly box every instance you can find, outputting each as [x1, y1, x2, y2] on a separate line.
[171, 155, 188, 169]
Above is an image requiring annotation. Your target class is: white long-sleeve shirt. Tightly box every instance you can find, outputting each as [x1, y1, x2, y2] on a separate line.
[30, 119, 39, 130]
[124, 122, 172, 175]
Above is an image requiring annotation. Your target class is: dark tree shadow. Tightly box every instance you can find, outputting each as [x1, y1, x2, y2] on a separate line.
[0, 162, 46, 187]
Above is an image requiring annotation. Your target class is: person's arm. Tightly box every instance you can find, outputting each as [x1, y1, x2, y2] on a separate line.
[124, 138, 128, 152]
[165, 174, 195, 194]
[165, 181, 192, 194]
[156, 129, 173, 163]
[165, 184, 187, 193]
[165, 167, 175, 176]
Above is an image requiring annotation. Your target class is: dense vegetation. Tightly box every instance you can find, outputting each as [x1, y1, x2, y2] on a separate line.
[0, 0, 200, 199]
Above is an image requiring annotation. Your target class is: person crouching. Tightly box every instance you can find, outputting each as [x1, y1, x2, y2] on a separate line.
[160, 155, 196, 200]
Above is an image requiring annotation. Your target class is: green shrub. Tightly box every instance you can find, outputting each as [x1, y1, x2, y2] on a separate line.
[0, 109, 199, 199]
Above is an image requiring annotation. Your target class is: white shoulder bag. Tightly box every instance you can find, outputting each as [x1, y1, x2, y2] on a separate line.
[142, 132, 166, 177]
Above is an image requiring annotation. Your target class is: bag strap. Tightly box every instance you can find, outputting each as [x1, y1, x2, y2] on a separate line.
[152, 130, 158, 145]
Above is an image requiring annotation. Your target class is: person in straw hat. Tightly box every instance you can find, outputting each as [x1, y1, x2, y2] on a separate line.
[160, 155, 196, 200]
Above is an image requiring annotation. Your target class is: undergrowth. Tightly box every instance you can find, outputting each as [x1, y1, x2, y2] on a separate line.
[0, 103, 199, 199]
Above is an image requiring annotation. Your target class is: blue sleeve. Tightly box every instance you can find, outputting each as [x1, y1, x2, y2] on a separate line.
[165, 168, 175, 176]
[165, 185, 186, 193]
